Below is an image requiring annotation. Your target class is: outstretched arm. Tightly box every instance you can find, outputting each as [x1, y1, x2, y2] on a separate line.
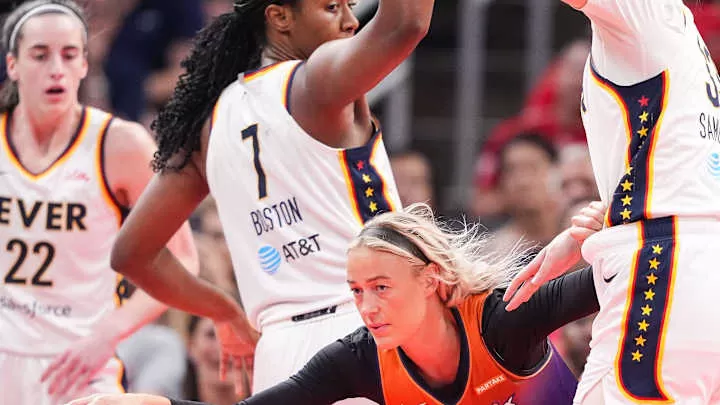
[68, 330, 383, 405]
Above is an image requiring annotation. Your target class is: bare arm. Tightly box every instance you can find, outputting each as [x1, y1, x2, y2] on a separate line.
[109, 122, 244, 324]
[297, 0, 434, 110]
[95, 119, 201, 343]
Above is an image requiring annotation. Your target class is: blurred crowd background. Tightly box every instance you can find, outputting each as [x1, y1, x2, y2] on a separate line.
[2, 0, 720, 403]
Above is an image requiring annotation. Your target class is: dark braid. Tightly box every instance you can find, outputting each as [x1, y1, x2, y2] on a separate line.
[151, 0, 296, 173]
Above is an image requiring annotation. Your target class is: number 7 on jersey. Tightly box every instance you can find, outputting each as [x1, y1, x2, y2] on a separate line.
[242, 124, 267, 199]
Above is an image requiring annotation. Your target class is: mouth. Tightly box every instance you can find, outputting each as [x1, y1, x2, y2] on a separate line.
[45, 86, 66, 96]
[368, 323, 390, 333]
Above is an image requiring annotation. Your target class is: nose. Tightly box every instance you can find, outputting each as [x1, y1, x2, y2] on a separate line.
[357, 292, 379, 319]
[49, 54, 65, 80]
[342, 5, 359, 34]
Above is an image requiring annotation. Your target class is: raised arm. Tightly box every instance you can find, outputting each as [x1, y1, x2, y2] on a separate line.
[296, 0, 434, 111]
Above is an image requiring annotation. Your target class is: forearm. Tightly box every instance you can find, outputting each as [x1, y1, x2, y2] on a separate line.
[119, 248, 243, 323]
[94, 289, 167, 346]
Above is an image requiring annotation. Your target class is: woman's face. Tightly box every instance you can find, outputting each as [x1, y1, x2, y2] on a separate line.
[7, 13, 87, 114]
[346, 246, 435, 350]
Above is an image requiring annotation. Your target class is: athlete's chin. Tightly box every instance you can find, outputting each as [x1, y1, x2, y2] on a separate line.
[371, 329, 401, 350]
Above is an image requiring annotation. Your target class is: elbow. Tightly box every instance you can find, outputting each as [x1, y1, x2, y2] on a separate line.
[395, 20, 430, 45]
[110, 238, 139, 279]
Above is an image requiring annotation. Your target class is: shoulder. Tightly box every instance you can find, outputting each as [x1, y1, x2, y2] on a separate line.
[104, 117, 156, 157]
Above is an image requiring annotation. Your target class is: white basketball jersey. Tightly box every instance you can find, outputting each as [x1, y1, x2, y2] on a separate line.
[206, 60, 402, 329]
[579, 0, 720, 226]
[0, 106, 125, 355]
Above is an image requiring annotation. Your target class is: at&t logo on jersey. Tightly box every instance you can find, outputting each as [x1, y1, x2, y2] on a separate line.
[258, 245, 282, 274]
[707, 152, 720, 179]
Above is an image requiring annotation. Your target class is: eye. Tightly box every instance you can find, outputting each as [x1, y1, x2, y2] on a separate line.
[375, 285, 389, 292]
[351, 287, 362, 295]
[349, 1, 358, 9]
[32, 53, 47, 61]
[327, 3, 338, 12]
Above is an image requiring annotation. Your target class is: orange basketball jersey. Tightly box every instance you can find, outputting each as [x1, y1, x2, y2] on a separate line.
[377, 294, 577, 405]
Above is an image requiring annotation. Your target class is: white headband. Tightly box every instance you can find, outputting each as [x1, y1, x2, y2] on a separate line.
[8, 4, 87, 52]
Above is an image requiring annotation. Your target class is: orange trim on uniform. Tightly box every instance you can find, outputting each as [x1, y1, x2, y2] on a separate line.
[244, 62, 286, 82]
[589, 67, 633, 167]
[643, 74, 670, 217]
[94, 113, 122, 228]
[282, 61, 303, 111]
[369, 133, 397, 212]
[209, 99, 221, 135]
[338, 150, 364, 225]
[114, 273, 123, 307]
[653, 217, 680, 402]
[113, 355, 127, 393]
[1, 107, 90, 181]
[615, 222, 646, 403]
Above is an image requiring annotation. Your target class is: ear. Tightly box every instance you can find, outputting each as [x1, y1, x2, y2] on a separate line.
[6, 53, 18, 82]
[265, 4, 294, 34]
[422, 263, 441, 297]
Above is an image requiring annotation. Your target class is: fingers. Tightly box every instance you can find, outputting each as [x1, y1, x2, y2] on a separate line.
[503, 249, 545, 303]
[42, 351, 69, 383]
[505, 251, 554, 312]
[52, 358, 87, 399]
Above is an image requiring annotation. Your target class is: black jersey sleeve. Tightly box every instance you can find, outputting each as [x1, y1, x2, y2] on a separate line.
[170, 327, 383, 405]
[481, 266, 600, 375]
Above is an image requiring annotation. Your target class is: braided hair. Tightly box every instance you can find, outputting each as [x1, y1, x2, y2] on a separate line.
[151, 0, 297, 173]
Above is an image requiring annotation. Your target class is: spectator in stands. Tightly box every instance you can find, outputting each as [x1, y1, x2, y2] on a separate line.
[488, 134, 561, 259]
[183, 316, 244, 405]
[558, 143, 599, 208]
[390, 150, 435, 208]
[103, 0, 205, 122]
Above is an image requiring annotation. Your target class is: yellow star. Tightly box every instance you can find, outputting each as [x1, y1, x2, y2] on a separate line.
[646, 273, 658, 285]
[365, 187, 375, 198]
[635, 335, 647, 347]
[641, 304, 653, 316]
[625, 166, 634, 176]
[639, 111, 649, 123]
[652, 244, 663, 255]
[621, 195, 633, 206]
[621, 208, 632, 220]
[638, 319, 650, 332]
[632, 350, 643, 362]
[368, 201, 378, 213]
[637, 126, 649, 137]
[644, 289, 655, 301]
[362, 174, 372, 184]
[621, 179, 633, 191]
[648, 258, 660, 270]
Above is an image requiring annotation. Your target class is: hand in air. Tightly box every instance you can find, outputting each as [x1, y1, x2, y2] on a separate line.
[502, 201, 606, 311]
[41, 330, 118, 400]
[215, 315, 261, 398]
[65, 393, 170, 405]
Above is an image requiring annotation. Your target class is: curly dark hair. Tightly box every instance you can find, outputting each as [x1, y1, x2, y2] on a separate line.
[0, 0, 88, 114]
[151, 0, 297, 173]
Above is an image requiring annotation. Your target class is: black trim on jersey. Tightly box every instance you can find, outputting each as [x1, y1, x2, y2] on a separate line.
[169, 267, 599, 405]
[285, 61, 305, 114]
[98, 117, 131, 221]
[397, 308, 470, 404]
[5, 106, 87, 176]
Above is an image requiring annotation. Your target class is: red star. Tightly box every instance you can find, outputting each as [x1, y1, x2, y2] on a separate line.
[356, 160, 365, 170]
[638, 96, 649, 107]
